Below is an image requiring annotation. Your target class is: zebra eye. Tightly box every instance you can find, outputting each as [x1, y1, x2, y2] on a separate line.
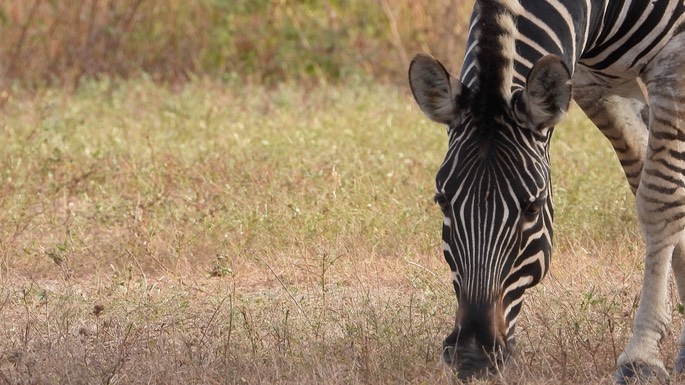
[434, 193, 451, 214]
[524, 199, 544, 217]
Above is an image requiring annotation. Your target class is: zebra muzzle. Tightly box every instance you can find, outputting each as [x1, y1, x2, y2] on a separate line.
[443, 302, 510, 380]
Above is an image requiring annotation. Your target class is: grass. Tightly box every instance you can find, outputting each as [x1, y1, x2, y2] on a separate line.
[0, 79, 678, 384]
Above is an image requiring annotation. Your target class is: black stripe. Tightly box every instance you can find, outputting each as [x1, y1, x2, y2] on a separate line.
[625, 170, 642, 180]
[630, 1, 685, 67]
[643, 167, 685, 189]
[668, 149, 685, 163]
[591, 0, 629, 48]
[666, 211, 685, 223]
[583, 0, 650, 59]
[619, 158, 641, 168]
[651, 129, 685, 142]
[655, 158, 685, 174]
[643, 182, 679, 195]
[590, 2, 669, 70]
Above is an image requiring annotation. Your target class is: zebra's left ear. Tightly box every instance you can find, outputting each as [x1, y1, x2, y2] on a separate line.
[408, 53, 464, 125]
[518, 55, 572, 129]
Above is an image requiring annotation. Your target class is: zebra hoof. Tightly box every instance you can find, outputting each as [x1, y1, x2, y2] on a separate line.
[615, 362, 666, 385]
[675, 349, 685, 374]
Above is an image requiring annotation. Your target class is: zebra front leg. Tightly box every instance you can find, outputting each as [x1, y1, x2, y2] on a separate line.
[615, 243, 673, 384]
[622, 173, 685, 383]
[572, 71, 669, 383]
[616, 33, 685, 384]
[671, 240, 685, 374]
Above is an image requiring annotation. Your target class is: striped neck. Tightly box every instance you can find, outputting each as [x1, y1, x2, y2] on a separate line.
[473, 0, 522, 107]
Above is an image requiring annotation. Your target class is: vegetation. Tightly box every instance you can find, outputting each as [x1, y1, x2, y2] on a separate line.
[0, 0, 472, 88]
[0, 79, 677, 384]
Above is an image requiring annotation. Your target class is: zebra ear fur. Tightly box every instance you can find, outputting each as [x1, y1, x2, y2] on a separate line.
[408, 53, 463, 124]
[520, 55, 572, 129]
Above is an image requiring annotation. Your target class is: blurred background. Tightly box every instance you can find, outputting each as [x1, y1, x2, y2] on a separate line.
[0, 0, 474, 90]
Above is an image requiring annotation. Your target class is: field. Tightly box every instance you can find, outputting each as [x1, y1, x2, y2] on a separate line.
[0, 79, 679, 384]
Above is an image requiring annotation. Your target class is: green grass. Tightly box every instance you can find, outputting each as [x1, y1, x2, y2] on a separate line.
[0, 79, 675, 384]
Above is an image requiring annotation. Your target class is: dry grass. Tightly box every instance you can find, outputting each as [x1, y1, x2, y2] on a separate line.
[0, 79, 681, 384]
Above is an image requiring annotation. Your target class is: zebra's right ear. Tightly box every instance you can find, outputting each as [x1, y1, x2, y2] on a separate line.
[519, 55, 572, 129]
[408, 53, 464, 125]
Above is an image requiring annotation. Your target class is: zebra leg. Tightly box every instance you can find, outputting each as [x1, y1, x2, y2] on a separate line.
[576, 66, 685, 381]
[572, 70, 649, 194]
[617, 32, 685, 384]
[573, 72, 670, 383]
[673, 240, 685, 374]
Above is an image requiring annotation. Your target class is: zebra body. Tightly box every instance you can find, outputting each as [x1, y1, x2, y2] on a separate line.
[409, 0, 685, 382]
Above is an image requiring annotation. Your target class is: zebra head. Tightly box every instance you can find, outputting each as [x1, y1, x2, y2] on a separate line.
[409, 53, 571, 380]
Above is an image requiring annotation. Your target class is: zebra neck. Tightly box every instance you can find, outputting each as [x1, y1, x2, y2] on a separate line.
[461, 0, 599, 105]
[473, 0, 522, 104]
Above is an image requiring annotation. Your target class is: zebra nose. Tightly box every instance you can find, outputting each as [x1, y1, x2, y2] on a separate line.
[443, 301, 509, 379]
[443, 336, 507, 381]
[457, 300, 508, 343]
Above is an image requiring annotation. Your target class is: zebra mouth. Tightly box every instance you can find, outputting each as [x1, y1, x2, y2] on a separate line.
[443, 337, 509, 381]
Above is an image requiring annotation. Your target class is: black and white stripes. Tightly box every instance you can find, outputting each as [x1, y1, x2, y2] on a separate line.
[409, 0, 685, 382]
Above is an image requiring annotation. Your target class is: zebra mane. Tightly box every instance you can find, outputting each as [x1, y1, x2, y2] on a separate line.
[473, 0, 521, 115]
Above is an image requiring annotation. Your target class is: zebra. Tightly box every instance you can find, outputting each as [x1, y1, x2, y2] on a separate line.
[408, 0, 685, 383]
